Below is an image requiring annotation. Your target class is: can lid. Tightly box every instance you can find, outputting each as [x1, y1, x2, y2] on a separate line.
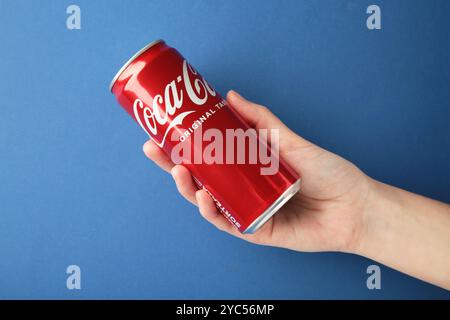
[109, 39, 163, 92]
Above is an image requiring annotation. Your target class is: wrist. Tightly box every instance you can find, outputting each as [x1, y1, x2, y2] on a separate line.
[347, 178, 401, 257]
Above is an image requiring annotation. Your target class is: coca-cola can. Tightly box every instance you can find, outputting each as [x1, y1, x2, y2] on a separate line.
[109, 39, 300, 233]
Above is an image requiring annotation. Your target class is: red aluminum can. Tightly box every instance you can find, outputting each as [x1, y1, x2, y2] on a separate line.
[110, 40, 300, 233]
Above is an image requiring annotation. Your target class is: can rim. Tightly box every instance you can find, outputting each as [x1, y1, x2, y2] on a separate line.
[109, 39, 163, 92]
[243, 178, 301, 234]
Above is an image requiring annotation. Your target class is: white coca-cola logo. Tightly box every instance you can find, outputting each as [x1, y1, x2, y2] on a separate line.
[133, 60, 216, 147]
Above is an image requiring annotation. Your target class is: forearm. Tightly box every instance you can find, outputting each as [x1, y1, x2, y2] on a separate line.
[354, 179, 450, 290]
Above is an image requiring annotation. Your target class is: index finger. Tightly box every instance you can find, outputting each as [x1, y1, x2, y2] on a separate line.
[143, 140, 175, 173]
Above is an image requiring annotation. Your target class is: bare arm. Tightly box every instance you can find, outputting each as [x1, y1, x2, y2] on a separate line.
[355, 180, 450, 289]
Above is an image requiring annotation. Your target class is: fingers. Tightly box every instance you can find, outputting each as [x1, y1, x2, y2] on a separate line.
[143, 139, 198, 206]
[144, 153, 256, 239]
[171, 166, 252, 240]
[171, 167, 246, 239]
[195, 190, 244, 237]
[143, 140, 174, 173]
[195, 190, 257, 242]
[171, 165, 198, 206]
[226, 90, 293, 135]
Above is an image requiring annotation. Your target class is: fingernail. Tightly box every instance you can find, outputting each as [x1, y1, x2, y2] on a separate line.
[228, 90, 240, 100]
[142, 141, 149, 154]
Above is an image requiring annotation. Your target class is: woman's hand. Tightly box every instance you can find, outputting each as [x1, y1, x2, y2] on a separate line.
[143, 90, 373, 253]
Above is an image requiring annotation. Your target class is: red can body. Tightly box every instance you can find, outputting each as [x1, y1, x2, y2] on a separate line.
[110, 40, 300, 233]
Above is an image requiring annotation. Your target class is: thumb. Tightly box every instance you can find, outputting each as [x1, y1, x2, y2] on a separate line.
[226, 90, 310, 150]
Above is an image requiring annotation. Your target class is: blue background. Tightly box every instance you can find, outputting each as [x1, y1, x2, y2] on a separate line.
[0, 0, 449, 299]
